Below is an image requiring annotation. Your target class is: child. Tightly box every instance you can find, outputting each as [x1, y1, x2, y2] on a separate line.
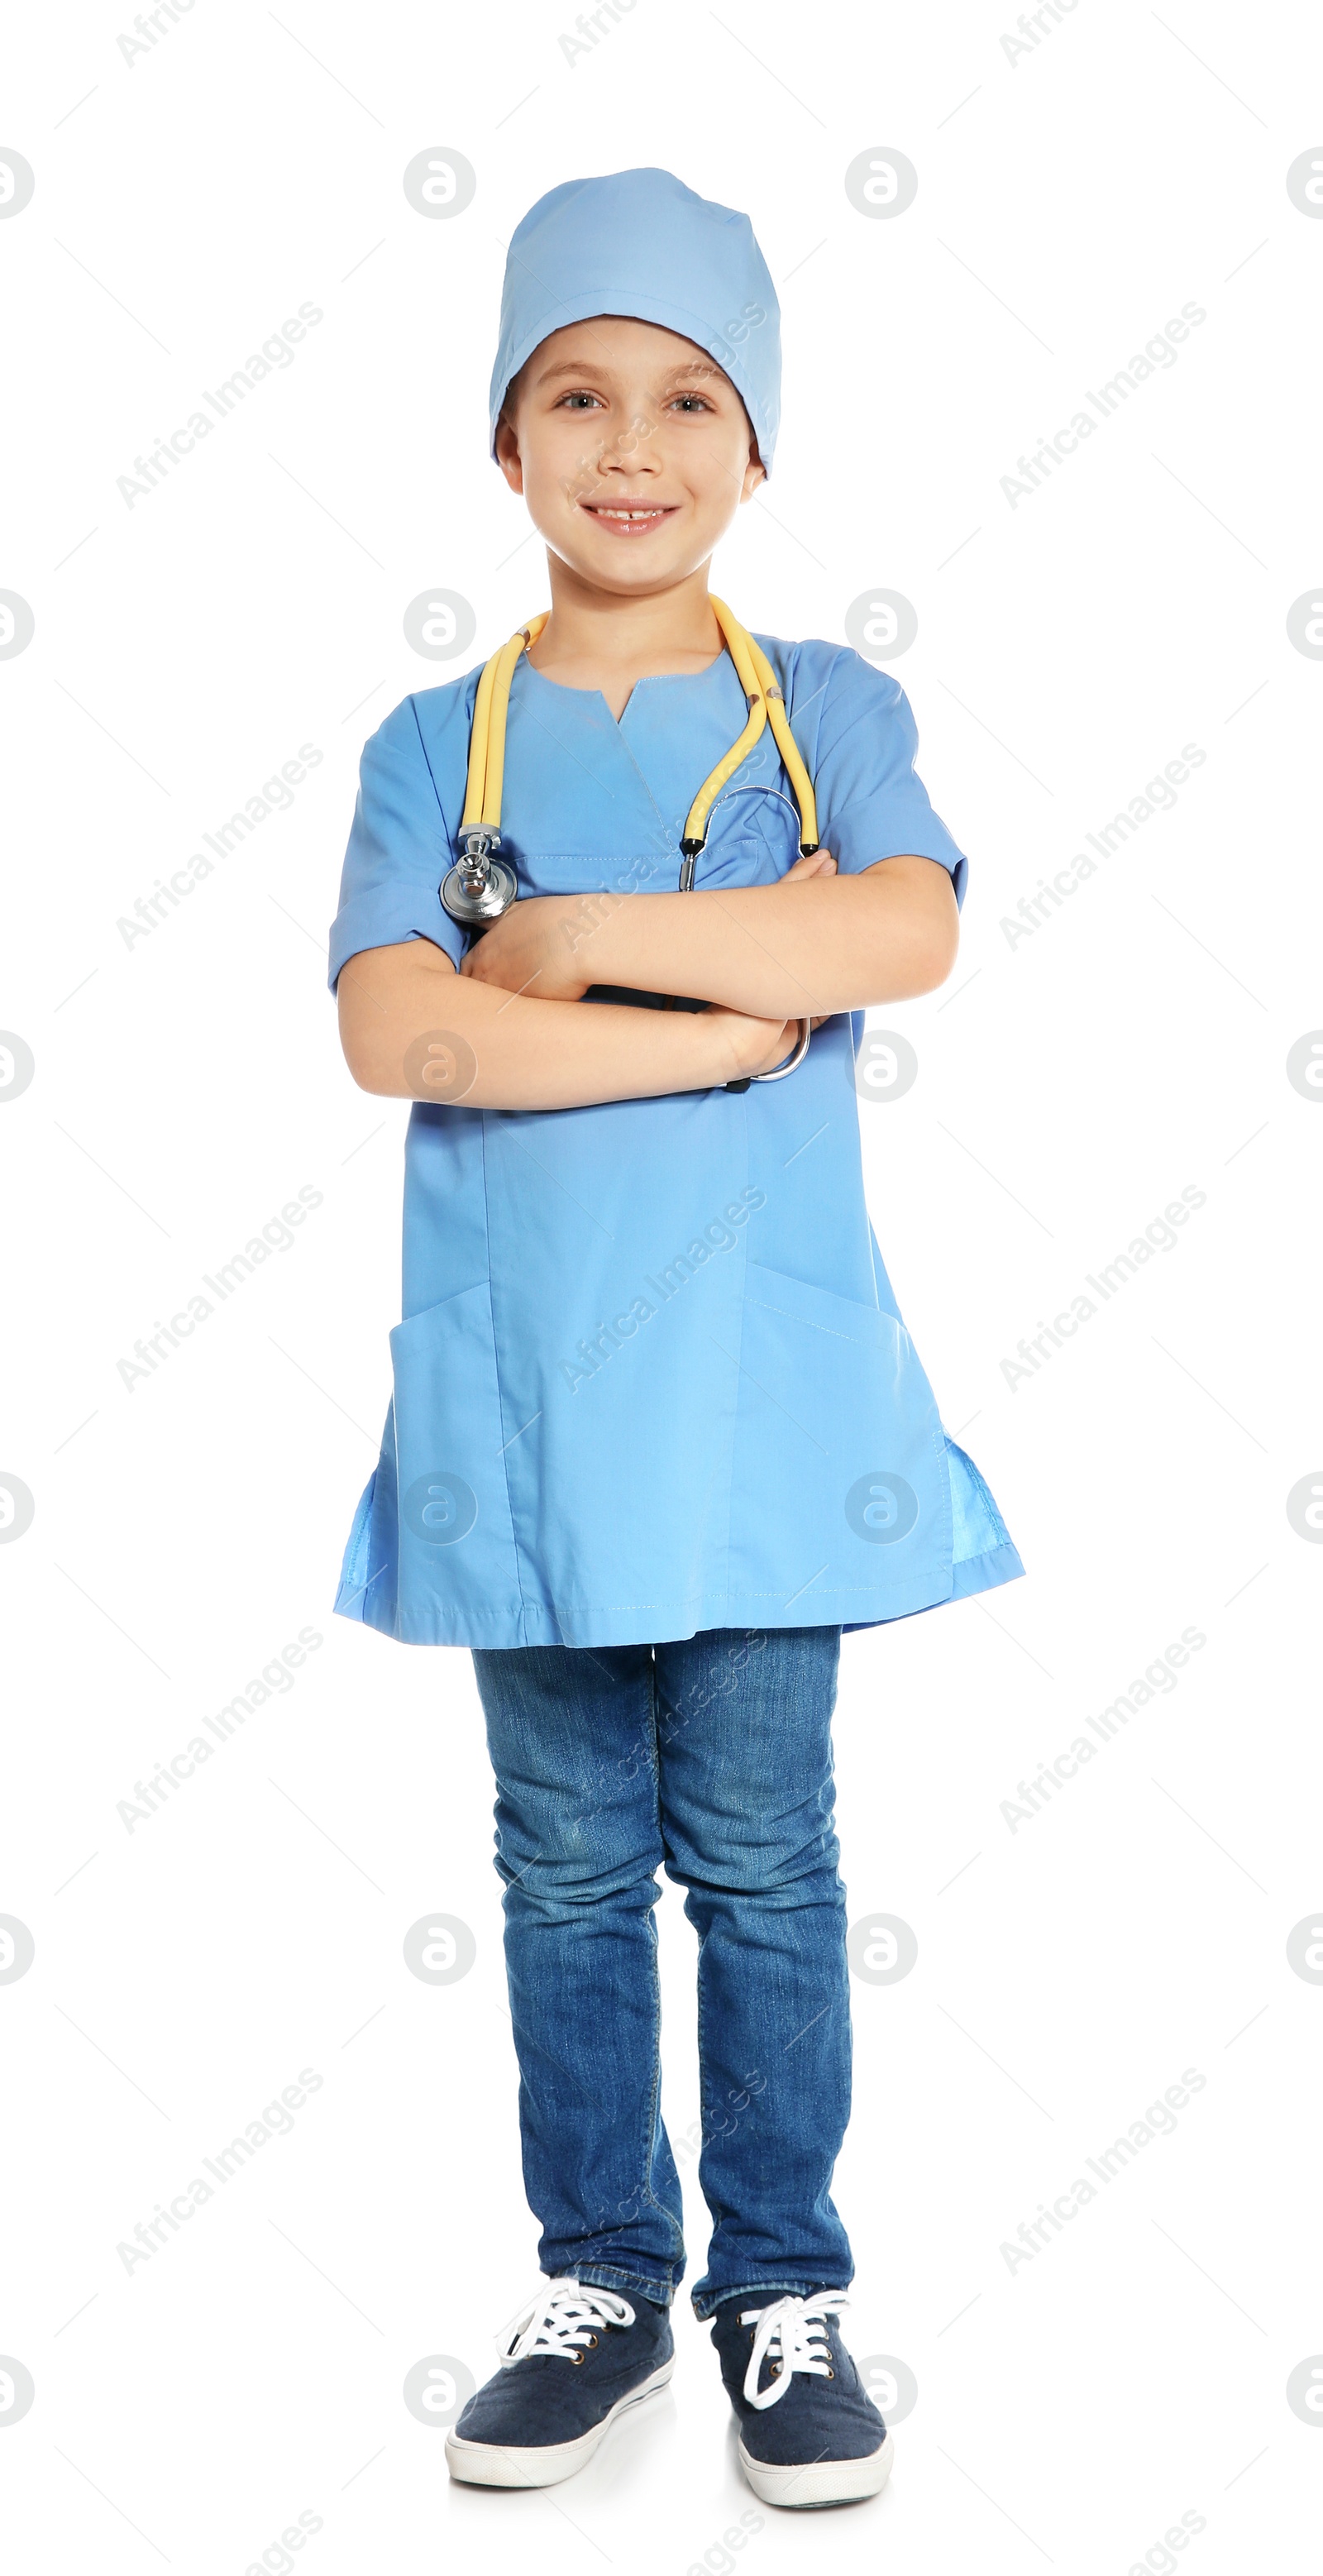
[330, 167, 1023, 2511]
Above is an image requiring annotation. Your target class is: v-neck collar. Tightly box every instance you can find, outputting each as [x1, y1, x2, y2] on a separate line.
[506, 648, 753, 856]
[523, 650, 731, 734]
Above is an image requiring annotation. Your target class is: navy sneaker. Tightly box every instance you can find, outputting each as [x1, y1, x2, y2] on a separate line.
[446, 2278, 674, 2488]
[709, 2292, 892, 2509]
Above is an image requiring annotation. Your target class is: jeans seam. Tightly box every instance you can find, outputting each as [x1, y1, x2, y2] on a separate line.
[643, 1648, 685, 2256]
[576, 2260, 676, 2296]
[636, 1652, 685, 2261]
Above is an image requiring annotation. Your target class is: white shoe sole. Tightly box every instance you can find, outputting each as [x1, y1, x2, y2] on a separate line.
[738, 2425, 894, 2509]
[445, 2360, 675, 2488]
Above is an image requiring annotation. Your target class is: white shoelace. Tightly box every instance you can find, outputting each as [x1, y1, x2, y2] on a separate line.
[498, 2277, 636, 2367]
[738, 2292, 850, 2411]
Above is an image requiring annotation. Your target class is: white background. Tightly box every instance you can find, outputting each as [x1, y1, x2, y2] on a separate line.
[2, 1, 1321, 2569]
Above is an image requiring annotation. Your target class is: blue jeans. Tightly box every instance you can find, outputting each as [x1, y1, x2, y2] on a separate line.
[470, 1626, 853, 2318]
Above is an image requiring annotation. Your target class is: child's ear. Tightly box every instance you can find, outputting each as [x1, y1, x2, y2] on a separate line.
[494, 416, 525, 495]
[741, 449, 767, 502]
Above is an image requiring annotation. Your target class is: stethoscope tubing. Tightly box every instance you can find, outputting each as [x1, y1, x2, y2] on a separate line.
[442, 603, 820, 1086]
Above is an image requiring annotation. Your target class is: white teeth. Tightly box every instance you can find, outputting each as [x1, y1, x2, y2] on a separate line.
[593, 508, 663, 519]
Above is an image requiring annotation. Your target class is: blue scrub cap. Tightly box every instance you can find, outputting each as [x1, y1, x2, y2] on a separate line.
[490, 167, 781, 474]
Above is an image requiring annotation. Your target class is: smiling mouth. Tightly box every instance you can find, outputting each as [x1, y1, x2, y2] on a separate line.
[580, 504, 678, 536]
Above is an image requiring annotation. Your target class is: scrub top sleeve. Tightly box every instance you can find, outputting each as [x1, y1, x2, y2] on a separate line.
[810, 650, 969, 910]
[327, 693, 467, 991]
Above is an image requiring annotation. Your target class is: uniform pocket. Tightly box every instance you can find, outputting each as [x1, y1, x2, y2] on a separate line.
[725, 1260, 953, 1615]
[384, 1281, 525, 1637]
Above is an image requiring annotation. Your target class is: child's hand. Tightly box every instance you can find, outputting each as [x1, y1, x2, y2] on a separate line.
[459, 894, 596, 1001]
[460, 850, 840, 1023]
[704, 1003, 800, 1081]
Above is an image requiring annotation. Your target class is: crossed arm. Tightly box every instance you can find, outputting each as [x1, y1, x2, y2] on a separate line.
[337, 851, 958, 1112]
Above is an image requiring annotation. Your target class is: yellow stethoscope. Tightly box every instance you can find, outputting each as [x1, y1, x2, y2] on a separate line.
[441, 595, 820, 1082]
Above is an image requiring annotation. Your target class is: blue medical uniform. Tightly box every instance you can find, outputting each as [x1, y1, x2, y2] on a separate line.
[327, 637, 1024, 1648]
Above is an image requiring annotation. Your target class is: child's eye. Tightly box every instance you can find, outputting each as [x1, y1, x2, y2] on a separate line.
[670, 394, 713, 413]
[556, 390, 604, 410]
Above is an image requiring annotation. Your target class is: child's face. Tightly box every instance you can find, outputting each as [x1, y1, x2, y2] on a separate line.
[495, 315, 765, 594]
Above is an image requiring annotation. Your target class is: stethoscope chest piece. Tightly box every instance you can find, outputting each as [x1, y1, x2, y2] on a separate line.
[442, 827, 518, 930]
